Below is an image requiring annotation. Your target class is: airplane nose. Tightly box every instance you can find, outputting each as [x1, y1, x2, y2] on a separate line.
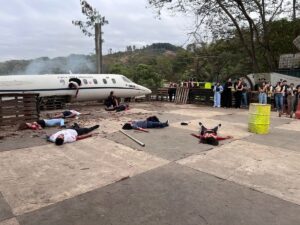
[144, 87, 152, 95]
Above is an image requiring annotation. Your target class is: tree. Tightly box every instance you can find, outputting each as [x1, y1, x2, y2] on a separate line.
[148, 0, 298, 72]
[132, 64, 163, 89]
[72, 0, 108, 73]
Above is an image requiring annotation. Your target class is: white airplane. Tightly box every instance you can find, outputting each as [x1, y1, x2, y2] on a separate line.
[0, 74, 152, 102]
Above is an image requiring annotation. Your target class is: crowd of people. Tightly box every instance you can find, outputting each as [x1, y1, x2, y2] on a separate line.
[213, 78, 300, 118]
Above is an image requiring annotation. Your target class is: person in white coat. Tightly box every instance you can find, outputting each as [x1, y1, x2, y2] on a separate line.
[213, 82, 223, 108]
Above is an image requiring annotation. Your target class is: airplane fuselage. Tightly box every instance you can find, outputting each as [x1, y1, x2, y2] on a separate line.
[0, 74, 152, 101]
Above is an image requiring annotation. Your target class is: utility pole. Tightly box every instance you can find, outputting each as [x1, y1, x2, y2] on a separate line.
[95, 23, 100, 73]
[73, 0, 108, 74]
[95, 16, 108, 73]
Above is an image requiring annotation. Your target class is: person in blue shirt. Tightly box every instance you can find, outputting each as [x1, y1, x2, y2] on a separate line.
[19, 118, 65, 130]
[36, 119, 65, 128]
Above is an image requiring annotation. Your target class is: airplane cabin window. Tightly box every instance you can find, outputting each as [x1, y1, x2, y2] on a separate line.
[83, 79, 88, 85]
[122, 76, 132, 83]
[93, 79, 98, 84]
[112, 78, 116, 84]
[103, 79, 107, 84]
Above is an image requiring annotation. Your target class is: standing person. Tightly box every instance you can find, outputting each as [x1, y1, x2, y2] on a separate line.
[254, 78, 261, 91]
[287, 83, 296, 118]
[267, 82, 273, 104]
[213, 82, 223, 108]
[241, 79, 248, 108]
[168, 83, 176, 102]
[234, 79, 244, 108]
[274, 81, 285, 117]
[223, 78, 233, 108]
[294, 85, 300, 118]
[258, 82, 268, 104]
[282, 80, 289, 114]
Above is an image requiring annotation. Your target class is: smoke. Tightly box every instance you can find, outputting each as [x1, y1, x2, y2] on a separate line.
[23, 54, 96, 74]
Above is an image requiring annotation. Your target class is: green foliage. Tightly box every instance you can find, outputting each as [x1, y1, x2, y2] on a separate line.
[131, 64, 163, 89]
[1, 18, 299, 87]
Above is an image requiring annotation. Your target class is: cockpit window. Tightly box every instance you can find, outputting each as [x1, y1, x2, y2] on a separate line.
[122, 76, 132, 83]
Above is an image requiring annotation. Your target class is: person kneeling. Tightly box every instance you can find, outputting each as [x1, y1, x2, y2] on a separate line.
[48, 124, 99, 145]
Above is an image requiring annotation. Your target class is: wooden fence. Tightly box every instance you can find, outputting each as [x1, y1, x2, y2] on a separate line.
[0, 94, 39, 126]
[175, 87, 190, 104]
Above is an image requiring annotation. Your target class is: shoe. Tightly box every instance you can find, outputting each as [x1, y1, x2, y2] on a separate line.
[165, 120, 169, 126]
[60, 125, 67, 128]
[199, 122, 202, 126]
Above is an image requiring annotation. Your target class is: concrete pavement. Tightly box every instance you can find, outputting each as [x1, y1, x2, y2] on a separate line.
[0, 102, 300, 225]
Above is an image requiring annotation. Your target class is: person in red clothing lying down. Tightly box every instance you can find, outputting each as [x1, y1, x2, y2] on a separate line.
[191, 122, 232, 146]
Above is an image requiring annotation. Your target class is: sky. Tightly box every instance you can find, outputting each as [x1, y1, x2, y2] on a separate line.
[0, 0, 193, 62]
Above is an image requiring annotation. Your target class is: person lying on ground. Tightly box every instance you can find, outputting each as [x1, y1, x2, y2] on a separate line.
[50, 110, 83, 119]
[104, 91, 119, 109]
[191, 122, 232, 146]
[122, 116, 169, 131]
[19, 118, 66, 130]
[47, 123, 99, 145]
[105, 104, 129, 112]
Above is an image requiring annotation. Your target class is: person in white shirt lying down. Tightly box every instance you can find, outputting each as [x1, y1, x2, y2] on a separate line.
[48, 123, 99, 145]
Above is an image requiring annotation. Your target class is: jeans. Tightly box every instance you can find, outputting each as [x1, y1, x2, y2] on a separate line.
[241, 92, 248, 107]
[214, 92, 221, 107]
[146, 121, 167, 128]
[45, 118, 64, 127]
[258, 93, 267, 104]
[275, 94, 283, 112]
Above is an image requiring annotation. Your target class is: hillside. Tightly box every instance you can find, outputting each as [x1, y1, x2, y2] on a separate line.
[0, 43, 181, 76]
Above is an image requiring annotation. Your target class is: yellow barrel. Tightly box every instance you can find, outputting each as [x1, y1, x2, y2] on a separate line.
[248, 103, 271, 134]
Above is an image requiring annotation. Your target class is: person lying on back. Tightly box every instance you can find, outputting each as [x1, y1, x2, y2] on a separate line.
[191, 122, 232, 146]
[51, 110, 81, 119]
[48, 123, 99, 145]
[19, 118, 65, 130]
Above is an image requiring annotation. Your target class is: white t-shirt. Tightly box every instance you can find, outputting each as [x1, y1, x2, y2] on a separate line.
[49, 129, 78, 143]
[70, 110, 81, 116]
